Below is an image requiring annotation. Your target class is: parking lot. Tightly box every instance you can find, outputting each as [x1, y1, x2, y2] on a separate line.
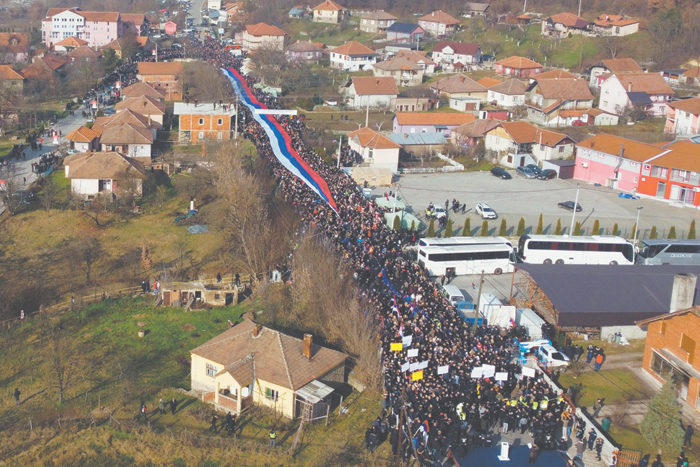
[376, 171, 700, 239]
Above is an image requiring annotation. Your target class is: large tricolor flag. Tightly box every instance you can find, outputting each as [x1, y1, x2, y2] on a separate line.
[223, 68, 337, 212]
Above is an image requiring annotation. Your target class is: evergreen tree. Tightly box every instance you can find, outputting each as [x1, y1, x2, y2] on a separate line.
[639, 379, 684, 455]
[612, 223, 618, 236]
[574, 222, 582, 236]
[480, 220, 489, 236]
[410, 220, 416, 231]
[445, 219, 453, 238]
[463, 217, 471, 237]
[516, 217, 526, 236]
[393, 215, 401, 231]
[427, 218, 435, 238]
[649, 226, 657, 239]
[555, 219, 562, 235]
[499, 218, 507, 236]
[592, 219, 600, 235]
[668, 226, 677, 239]
[536, 214, 543, 234]
[689, 220, 696, 240]
[631, 223, 637, 240]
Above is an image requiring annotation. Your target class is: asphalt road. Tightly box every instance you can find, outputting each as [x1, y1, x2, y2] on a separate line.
[189, 0, 207, 29]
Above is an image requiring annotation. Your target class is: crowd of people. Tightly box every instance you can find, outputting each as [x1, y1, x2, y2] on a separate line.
[184, 38, 583, 465]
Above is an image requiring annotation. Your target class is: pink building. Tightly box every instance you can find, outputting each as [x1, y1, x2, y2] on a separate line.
[665, 97, 700, 136]
[599, 73, 674, 117]
[164, 21, 177, 36]
[42, 8, 123, 49]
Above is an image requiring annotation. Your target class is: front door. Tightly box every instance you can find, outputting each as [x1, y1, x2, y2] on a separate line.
[520, 156, 526, 167]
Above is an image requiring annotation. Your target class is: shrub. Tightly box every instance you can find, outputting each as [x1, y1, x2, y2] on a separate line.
[427, 218, 435, 238]
[668, 226, 676, 239]
[574, 222, 582, 236]
[463, 217, 471, 236]
[393, 215, 401, 231]
[445, 219, 453, 237]
[480, 220, 489, 236]
[649, 226, 657, 239]
[555, 219, 562, 235]
[689, 220, 696, 240]
[612, 223, 618, 236]
[516, 217, 526, 236]
[592, 219, 600, 235]
[498, 218, 507, 236]
[536, 214, 543, 234]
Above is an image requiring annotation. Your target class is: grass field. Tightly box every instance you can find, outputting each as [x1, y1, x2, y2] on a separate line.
[558, 368, 652, 408]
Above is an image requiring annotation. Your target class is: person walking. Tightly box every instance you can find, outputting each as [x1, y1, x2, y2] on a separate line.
[139, 402, 148, 422]
[217, 272, 222, 283]
[684, 424, 694, 447]
[269, 429, 277, 448]
[170, 398, 178, 415]
[158, 398, 165, 415]
[368, 428, 378, 454]
[225, 412, 234, 434]
[14, 388, 20, 405]
[209, 414, 218, 433]
[611, 450, 619, 467]
[586, 344, 594, 364]
[595, 352, 606, 371]
[651, 454, 663, 467]
[676, 451, 688, 467]
[528, 444, 540, 464]
[593, 398, 604, 417]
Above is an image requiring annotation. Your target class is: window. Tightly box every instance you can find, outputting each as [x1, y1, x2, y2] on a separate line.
[265, 388, 279, 400]
[198, 118, 204, 125]
[661, 321, 667, 335]
[634, 176, 638, 183]
[218, 118, 223, 125]
[559, 146, 564, 153]
[603, 101, 608, 107]
[206, 363, 217, 377]
[214, 294, 220, 300]
[652, 166, 668, 178]
[681, 334, 696, 364]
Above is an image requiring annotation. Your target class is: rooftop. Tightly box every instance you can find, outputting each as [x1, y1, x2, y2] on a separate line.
[531, 69, 576, 80]
[395, 112, 475, 126]
[55, 36, 88, 47]
[331, 41, 377, 56]
[359, 10, 397, 20]
[121, 82, 166, 100]
[245, 22, 287, 37]
[489, 78, 526, 95]
[609, 72, 674, 95]
[386, 22, 423, 34]
[576, 133, 665, 162]
[669, 97, 700, 115]
[599, 58, 643, 74]
[348, 127, 402, 149]
[390, 132, 447, 145]
[313, 0, 345, 11]
[495, 55, 542, 69]
[650, 140, 700, 172]
[533, 78, 594, 100]
[545, 12, 591, 29]
[419, 10, 460, 25]
[433, 41, 481, 56]
[66, 152, 145, 180]
[65, 125, 100, 142]
[373, 56, 420, 72]
[495, 121, 569, 146]
[99, 123, 154, 145]
[173, 102, 237, 115]
[136, 61, 184, 76]
[114, 95, 166, 115]
[351, 76, 399, 96]
[0, 65, 24, 81]
[451, 118, 502, 138]
[432, 74, 486, 94]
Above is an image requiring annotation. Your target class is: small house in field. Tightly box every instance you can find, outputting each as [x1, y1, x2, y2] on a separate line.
[312, 0, 346, 24]
[65, 125, 101, 152]
[136, 61, 184, 100]
[345, 76, 399, 109]
[494, 56, 542, 78]
[64, 151, 145, 197]
[347, 126, 402, 173]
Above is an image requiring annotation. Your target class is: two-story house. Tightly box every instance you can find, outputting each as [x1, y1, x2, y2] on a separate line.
[285, 41, 324, 62]
[487, 79, 527, 108]
[665, 98, 700, 136]
[525, 78, 595, 127]
[385, 23, 425, 43]
[42, 8, 123, 49]
[599, 73, 674, 117]
[312, 0, 346, 24]
[485, 121, 574, 168]
[174, 102, 237, 143]
[431, 74, 487, 102]
[344, 76, 399, 109]
[494, 56, 542, 78]
[120, 13, 148, 36]
[92, 109, 159, 161]
[393, 50, 435, 75]
[329, 41, 378, 71]
[593, 14, 639, 36]
[347, 126, 402, 173]
[541, 13, 591, 37]
[587, 58, 643, 88]
[418, 11, 460, 38]
[359, 11, 397, 33]
[136, 61, 184, 100]
[0, 33, 31, 64]
[0, 65, 25, 93]
[638, 140, 700, 205]
[373, 56, 424, 86]
[114, 95, 166, 127]
[241, 23, 286, 52]
[431, 41, 481, 71]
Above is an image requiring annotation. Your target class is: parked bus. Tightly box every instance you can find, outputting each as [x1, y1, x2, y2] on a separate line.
[419, 236, 513, 248]
[517, 235, 634, 265]
[418, 244, 516, 276]
[636, 239, 700, 265]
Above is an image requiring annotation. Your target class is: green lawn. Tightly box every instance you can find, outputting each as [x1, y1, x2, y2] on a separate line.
[558, 368, 650, 408]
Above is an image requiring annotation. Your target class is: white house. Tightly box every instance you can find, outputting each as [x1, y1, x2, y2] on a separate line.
[312, 0, 346, 24]
[599, 73, 674, 117]
[431, 41, 481, 70]
[65, 126, 100, 152]
[345, 76, 398, 109]
[587, 58, 642, 88]
[418, 10, 460, 38]
[330, 41, 379, 71]
[240, 23, 286, 52]
[485, 121, 575, 168]
[593, 14, 639, 36]
[64, 151, 145, 197]
[347, 127, 402, 173]
[487, 79, 527, 107]
[665, 97, 700, 135]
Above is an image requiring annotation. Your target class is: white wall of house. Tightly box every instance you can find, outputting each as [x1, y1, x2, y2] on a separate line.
[449, 97, 480, 111]
[330, 53, 376, 71]
[73, 141, 93, 152]
[349, 141, 400, 173]
[348, 93, 394, 109]
[599, 76, 671, 117]
[71, 178, 100, 196]
[674, 110, 700, 135]
[488, 90, 524, 107]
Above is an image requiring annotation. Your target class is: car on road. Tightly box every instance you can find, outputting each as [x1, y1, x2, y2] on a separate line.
[516, 166, 536, 179]
[572, 120, 587, 126]
[490, 167, 512, 179]
[475, 203, 498, 219]
[66, 149, 78, 154]
[526, 164, 542, 177]
[558, 201, 582, 212]
[538, 169, 557, 180]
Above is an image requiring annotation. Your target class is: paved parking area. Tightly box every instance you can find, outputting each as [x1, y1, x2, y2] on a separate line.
[377, 171, 700, 238]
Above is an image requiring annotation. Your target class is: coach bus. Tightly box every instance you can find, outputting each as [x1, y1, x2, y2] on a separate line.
[517, 235, 634, 265]
[636, 239, 700, 266]
[419, 236, 513, 248]
[418, 243, 516, 276]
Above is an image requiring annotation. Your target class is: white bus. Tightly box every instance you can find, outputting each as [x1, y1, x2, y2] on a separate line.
[419, 236, 513, 248]
[636, 239, 700, 266]
[517, 235, 634, 265]
[418, 244, 516, 276]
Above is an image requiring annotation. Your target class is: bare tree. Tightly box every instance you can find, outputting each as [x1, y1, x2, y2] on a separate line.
[74, 235, 104, 283]
[1, 174, 22, 216]
[39, 175, 60, 212]
[43, 325, 83, 404]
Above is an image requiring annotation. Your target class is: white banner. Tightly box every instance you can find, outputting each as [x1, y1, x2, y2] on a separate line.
[407, 349, 418, 358]
[401, 362, 410, 372]
[254, 109, 298, 116]
[402, 335, 413, 347]
[409, 362, 420, 372]
[471, 367, 483, 379]
[438, 365, 449, 375]
[495, 372, 508, 381]
[522, 367, 536, 378]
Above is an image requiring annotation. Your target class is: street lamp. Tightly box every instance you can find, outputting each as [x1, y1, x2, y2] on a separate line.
[632, 206, 643, 264]
[568, 183, 580, 235]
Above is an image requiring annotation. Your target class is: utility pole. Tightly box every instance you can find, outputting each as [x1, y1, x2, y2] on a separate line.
[365, 97, 369, 128]
[578, 0, 582, 18]
[473, 270, 484, 332]
[569, 183, 580, 235]
[234, 95, 239, 139]
[336, 135, 342, 168]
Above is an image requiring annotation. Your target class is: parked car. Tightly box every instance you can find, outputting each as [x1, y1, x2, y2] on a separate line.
[481, 54, 496, 62]
[572, 120, 587, 126]
[516, 166, 536, 179]
[558, 201, 582, 212]
[476, 203, 498, 219]
[103, 107, 116, 116]
[538, 169, 557, 180]
[490, 167, 512, 179]
[526, 164, 542, 176]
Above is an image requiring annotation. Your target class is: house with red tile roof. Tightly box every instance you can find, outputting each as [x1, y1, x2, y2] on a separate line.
[587, 58, 643, 87]
[347, 127, 402, 173]
[593, 14, 639, 36]
[487, 79, 527, 108]
[485, 121, 574, 167]
[599, 72, 674, 117]
[525, 78, 595, 127]
[0, 33, 30, 64]
[329, 41, 378, 71]
[120, 13, 148, 36]
[345, 76, 398, 109]
[373, 56, 424, 86]
[637, 140, 700, 205]
[64, 151, 145, 197]
[312, 0, 346, 24]
[0, 65, 25, 92]
[541, 13, 592, 37]
[114, 95, 166, 126]
[682, 67, 700, 87]
[359, 11, 397, 34]
[136, 61, 184, 100]
[42, 8, 123, 49]
[240, 23, 286, 51]
[418, 10, 460, 37]
[431, 41, 482, 71]
[65, 125, 100, 152]
[665, 98, 700, 136]
[495, 56, 542, 78]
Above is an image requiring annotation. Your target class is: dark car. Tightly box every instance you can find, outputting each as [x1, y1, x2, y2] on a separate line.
[481, 54, 496, 62]
[538, 169, 557, 180]
[491, 167, 512, 179]
[558, 201, 582, 212]
[526, 164, 543, 177]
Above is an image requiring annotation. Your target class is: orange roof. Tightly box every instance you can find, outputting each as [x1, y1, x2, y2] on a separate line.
[347, 127, 401, 149]
[496, 121, 569, 146]
[600, 58, 642, 74]
[351, 76, 399, 95]
[532, 69, 576, 80]
[55, 36, 88, 48]
[594, 14, 638, 27]
[419, 10, 460, 25]
[647, 140, 700, 172]
[331, 41, 376, 56]
[488, 78, 527, 95]
[68, 45, 102, 59]
[65, 125, 100, 142]
[577, 134, 665, 163]
[122, 82, 166, 100]
[80, 11, 120, 22]
[534, 78, 594, 100]
[476, 76, 503, 87]
[0, 33, 30, 52]
[558, 109, 587, 118]
[670, 97, 700, 115]
[114, 95, 166, 115]
[612, 73, 674, 95]
[395, 112, 475, 126]
[495, 56, 542, 70]
[432, 74, 486, 94]
[137, 61, 184, 76]
[136, 37, 149, 47]
[245, 23, 286, 36]
[313, 0, 345, 11]
[0, 65, 24, 80]
[41, 54, 67, 71]
[682, 67, 700, 79]
[394, 49, 436, 66]
[121, 13, 146, 25]
[546, 12, 590, 29]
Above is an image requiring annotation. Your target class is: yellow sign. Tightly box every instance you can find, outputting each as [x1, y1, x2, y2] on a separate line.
[412, 370, 424, 380]
[390, 343, 403, 352]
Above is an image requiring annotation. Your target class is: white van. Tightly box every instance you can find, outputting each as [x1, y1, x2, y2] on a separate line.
[441, 285, 466, 305]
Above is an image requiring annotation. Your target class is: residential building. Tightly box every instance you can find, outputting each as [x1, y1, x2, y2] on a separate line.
[345, 76, 398, 109]
[0, 66, 25, 93]
[430, 74, 487, 101]
[164, 21, 177, 36]
[241, 23, 286, 51]
[659, 69, 687, 86]
[599, 73, 674, 117]
[120, 13, 148, 36]
[312, 0, 346, 24]
[541, 13, 591, 37]
[638, 140, 700, 205]
[451, 118, 502, 147]
[0, 33, 31, 64]
[494, 56, 542, 78]
[227, 3, 246, 22]
[67, 45, 102, 62]
[121, 82, 165, 101]
[190, 318, 347, 418]
[392, 112, 475, 136]
[562, 108, 619, 127]
[174, 102, 237, 143]
[587, 58, 642, 88]
[285, 41, 324, 62]
[373, 56, 424, 86]
[101, 38, 129, 59]
[530, 69, 576, 81]
[393, 50, 435, 75]
[347, 127, 402, 173]
[573, 133, 664, 191]
[487, 79, 527, 108]
[99, 121, 154, 158]
[463, 3, 490, 16]
[136, 61, 184, 100]
[418, 11, 460, 38]
[288, 5, 309, 19]
[385, 23, 425, 43]
[431, 41, 481, 71]
[390, 132, 447, 156]
[21, 54, 67, 82]
[114, 95, 166, 126]
[666, 98, 700, 135]
[208, 0, 222, 10]
[64, 151, 145, 197]
[329, 41, 378, 71]
[42, 8, 123, 49]
[390, 97, 435, 112]
[682, 67, 700, 87]
[593, 14, 639, 36]
[484, 121, 574, 167]
[477, 76, 503, 88]
[65, 125, 100, 152]
[359, 11, 397, 34]
[525, 78, 594, 127]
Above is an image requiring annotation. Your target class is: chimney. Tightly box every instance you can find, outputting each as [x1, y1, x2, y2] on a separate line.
[303, 334, 313, 359]
[253, 323, 263, 337]
[670, 273, 697, 313]
[628, 82, 632, 92]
